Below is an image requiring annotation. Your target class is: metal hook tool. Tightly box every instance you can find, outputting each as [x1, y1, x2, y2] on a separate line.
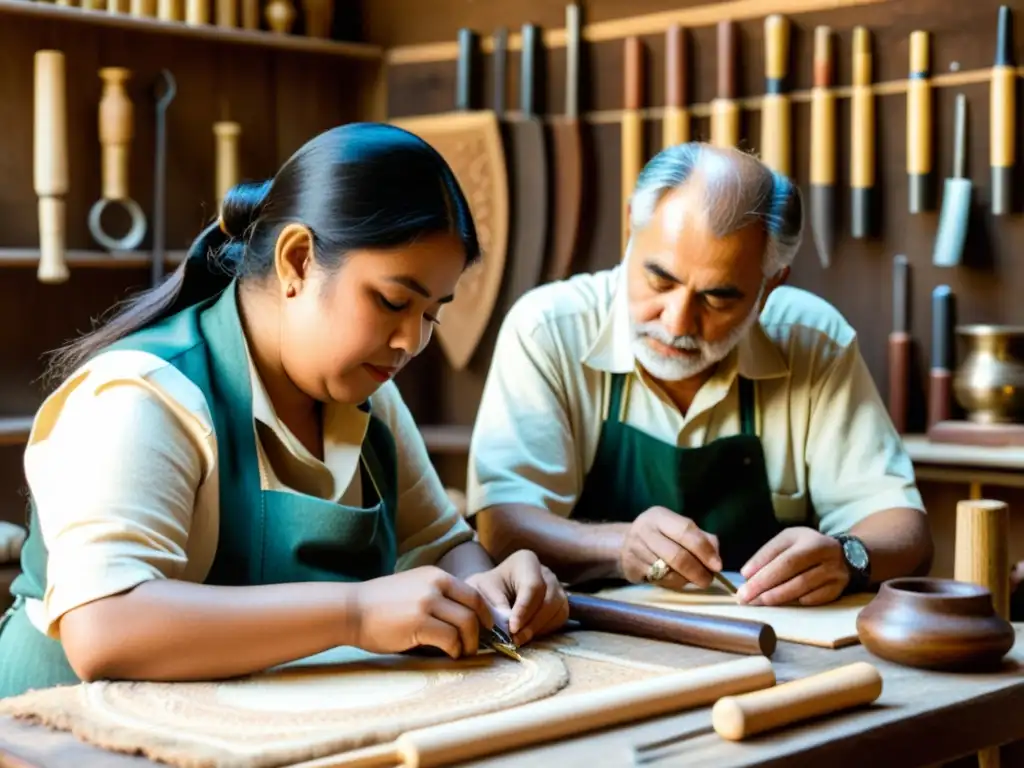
[151, 70, 176, 286]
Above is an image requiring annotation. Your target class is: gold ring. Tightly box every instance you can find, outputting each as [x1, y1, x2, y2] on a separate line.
[646, 558, 670, 582]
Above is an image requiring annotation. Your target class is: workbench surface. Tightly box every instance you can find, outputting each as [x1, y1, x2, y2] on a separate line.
[1, 626, 1023, 767]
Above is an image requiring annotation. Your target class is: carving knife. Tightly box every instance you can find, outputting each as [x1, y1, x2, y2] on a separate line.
[810, 26, 835, 268]
[907, 31, 932, 213]
[888, 255, 910, 434]
[481, 625, 523, 662]
[545, 3, 584, 282]
[928, 285, 955, 432]
[621, 35, 644, 255]
[500, 23, 549, 309]
[663, 24, 689, 148]
[711, 20, 739, 148]
[933, 94, 971, 268]
[991, 5, 1015, 216]
[760, 14, 790, 177]
[850, 26, 874, 239]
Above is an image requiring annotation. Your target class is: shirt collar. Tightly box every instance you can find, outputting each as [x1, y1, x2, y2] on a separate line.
[581, 265, 790, 381]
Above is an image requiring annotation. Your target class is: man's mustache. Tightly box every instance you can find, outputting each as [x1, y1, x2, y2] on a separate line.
[633, 323, 704, 351]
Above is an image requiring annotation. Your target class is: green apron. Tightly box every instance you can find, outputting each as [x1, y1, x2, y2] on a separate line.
[573, 372, 785, 573]
[0, 282, 399, 698]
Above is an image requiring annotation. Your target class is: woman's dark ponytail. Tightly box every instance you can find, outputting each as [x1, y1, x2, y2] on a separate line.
[43, 122, 479, 389]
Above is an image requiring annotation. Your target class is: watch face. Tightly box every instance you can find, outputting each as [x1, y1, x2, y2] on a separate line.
[843, 538, 870, 570]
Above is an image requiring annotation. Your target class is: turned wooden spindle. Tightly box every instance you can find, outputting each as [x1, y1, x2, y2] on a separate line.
[33, 50, 70, 284]
[240, 0, 258, 28]
[186, 0, 208, 25]
[98, 67, 133, 202]
[955, 499, 1010, 620]
[215, 0, 236, 27]
[129, 0, 156, 17]
[157, 0, 183, 20]
[214, 121, 241, 211]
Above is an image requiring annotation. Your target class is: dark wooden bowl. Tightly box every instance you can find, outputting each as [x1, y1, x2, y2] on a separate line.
[856, 577, 1015, 672]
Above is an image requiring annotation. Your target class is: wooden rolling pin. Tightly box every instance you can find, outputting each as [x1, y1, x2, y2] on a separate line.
[33, 49, 69, 284]
[760, 14, 790, 176]
[712, 662, 882, 741]
[214, 121, 241, 212]
[621, 35, 644, 255]
[567, 593, 776, 657]
[663, 24, 688, 148]
[302, 656, 776, 768]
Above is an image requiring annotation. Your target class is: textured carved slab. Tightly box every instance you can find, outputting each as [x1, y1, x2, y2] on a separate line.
[391, 112, 509, 370]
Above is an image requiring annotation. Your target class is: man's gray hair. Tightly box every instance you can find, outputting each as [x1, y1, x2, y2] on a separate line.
[628, 143, 804, 276]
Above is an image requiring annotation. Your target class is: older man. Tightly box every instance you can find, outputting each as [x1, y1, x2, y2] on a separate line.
[466, 143, 932, 609]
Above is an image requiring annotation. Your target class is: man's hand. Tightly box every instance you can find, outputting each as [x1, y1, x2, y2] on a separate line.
[465, 550, 569, 646]
[620, 507, 722, 590]
[737, 528, 849, 606]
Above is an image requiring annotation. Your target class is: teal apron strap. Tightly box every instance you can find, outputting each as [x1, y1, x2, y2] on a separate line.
[738, 377, 757, 436]
[605, 372, 629, 424]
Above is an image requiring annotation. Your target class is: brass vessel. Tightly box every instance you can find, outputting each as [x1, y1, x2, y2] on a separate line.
[952, 325, 1024, 423]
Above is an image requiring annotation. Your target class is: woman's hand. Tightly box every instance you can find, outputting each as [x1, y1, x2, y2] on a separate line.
[352, 566, 494, 659]
[465, 550, 569, 646]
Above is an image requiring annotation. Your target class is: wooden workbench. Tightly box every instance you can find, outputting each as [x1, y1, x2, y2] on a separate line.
[0, 626, 1022, 768]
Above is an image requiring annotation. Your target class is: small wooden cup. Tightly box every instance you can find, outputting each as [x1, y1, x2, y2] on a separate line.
[857, 577, 1014, 672]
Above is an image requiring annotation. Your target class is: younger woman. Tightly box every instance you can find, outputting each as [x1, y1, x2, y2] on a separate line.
[0, 123, 568, 698]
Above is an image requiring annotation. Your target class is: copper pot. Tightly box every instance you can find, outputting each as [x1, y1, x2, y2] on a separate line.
[952, 324, 1024, 423]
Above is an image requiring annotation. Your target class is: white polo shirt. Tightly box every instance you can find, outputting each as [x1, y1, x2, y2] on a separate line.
[21, 334, 474, 640]
[466, 265, 925, 531]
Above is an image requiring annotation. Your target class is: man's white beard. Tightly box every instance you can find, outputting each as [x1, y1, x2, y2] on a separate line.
[630, 297, 763, 382]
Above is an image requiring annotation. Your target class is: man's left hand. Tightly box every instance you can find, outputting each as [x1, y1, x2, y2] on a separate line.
[736, 528, 849, 606]
[466, 550, 570, 646]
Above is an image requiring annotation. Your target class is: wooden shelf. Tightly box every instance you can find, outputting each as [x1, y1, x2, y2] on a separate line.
[0, 417, 33, 447]
[0, 0, 382, 60]
[419, 424, 472, 454]
[902, 434, 1024, 471]
[0, 248, 187, 269]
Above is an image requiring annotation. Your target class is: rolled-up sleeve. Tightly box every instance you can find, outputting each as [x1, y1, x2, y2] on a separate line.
[24, 375, 206, 639]
[373, 383, 475, 571]
[466, 301, 582, 519]
[805, 337, 926, 534]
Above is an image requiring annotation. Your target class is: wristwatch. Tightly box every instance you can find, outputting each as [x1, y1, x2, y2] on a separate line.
[834, 533, 871, 593]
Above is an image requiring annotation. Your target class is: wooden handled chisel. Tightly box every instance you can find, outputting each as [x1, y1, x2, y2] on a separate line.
[810, 26, 835, 268]
[907, 31, 932, 213]
[850, 26, 874, 239]
[928, 285, 955, 431]
[711, 21, 739, 148]
[888, 255, 910, 434]
[990, 5, 1015, 216]
[663, 24, 688, 148]
[760, 14, 790, 176]
[621, 36, 644, 255]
